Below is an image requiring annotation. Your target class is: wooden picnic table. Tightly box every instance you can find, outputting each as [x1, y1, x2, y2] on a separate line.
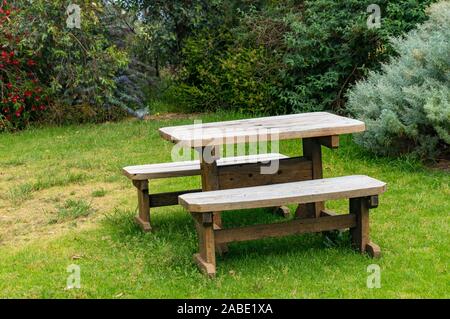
[159, 112, 366, 238]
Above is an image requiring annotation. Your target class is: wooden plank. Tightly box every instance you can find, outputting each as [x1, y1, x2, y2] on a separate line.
[217, 157, 312, 190]
[179, 175, 387, 213]
[215, 214, 356, 244]
[123, 153, 288, 180]
[159, 112, 366, 147]
[318, 135, 339, 149]
[149, 189, 202, 207]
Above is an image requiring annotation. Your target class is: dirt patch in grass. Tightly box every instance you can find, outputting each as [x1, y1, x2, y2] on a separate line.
[0, 182, 135, 246]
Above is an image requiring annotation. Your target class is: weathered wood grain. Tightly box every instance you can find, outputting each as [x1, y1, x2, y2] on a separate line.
[159, 112, 365, 147]
[214, 214, 356, 244]
[132, 180, 151, 232]
[123, 153, 288, 180]
[179, 175, 387, 213]
[296, 137, 324, 219]
[198, 146, 228, 255]
[149, 189, 202, 207]
[349, 197, 370, 253]
[217, 157, 312, 190]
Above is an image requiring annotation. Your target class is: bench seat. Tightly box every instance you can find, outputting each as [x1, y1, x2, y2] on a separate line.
[179, 175, 386, 277]
[123, 153, 288, 231]
[123, 153, 288, 180]
[179, 175, 386, 212]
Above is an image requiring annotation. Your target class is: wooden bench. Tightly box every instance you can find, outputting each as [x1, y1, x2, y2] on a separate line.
[123, 153, 288, 231]
[179, 175, 387, 277]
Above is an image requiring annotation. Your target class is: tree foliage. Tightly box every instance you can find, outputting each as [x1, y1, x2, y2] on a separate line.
[165, 0, 439, 114]
[1, 0, 130, 129]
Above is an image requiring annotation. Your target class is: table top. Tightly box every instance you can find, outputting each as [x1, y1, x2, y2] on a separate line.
[159, 112, 365, 147]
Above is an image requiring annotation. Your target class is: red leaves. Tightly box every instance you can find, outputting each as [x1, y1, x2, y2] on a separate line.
[0, 0, 48, 127]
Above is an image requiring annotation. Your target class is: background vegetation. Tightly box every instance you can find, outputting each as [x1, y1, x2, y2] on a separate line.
[1, 0, 448, 158]
[0, 1, 448, 298]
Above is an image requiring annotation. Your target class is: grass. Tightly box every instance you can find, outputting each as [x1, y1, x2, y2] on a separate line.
[49, 199, 94, 224]
[0, 112, 448, 298]
[91, 189, 107, 198]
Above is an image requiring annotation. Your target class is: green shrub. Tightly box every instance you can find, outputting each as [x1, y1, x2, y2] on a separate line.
[171, 0, 438, 114]
[1, 0, 129, 130]
[171, 32, 281, 114]
[0, 0, 49, 130]
[269, 0, 438, 113]
[346, 1, 450, 159]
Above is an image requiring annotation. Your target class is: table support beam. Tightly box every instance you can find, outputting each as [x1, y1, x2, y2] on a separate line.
[318, 135, 339, 149]
[198, 146, 228, 255]
[296, 137, 325, 219]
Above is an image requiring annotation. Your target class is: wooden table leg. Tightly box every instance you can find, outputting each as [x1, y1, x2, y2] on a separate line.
[295, 137, 325, 219]
[199, 146, 228, 255]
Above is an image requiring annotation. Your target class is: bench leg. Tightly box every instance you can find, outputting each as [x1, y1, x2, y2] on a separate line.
[133, 180, 152, 232]
[349, 197, 381, 258]
[192, 213, 216, 277]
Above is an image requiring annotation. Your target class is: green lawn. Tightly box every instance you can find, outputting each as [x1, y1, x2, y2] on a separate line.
[0, 112, 448, 298]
